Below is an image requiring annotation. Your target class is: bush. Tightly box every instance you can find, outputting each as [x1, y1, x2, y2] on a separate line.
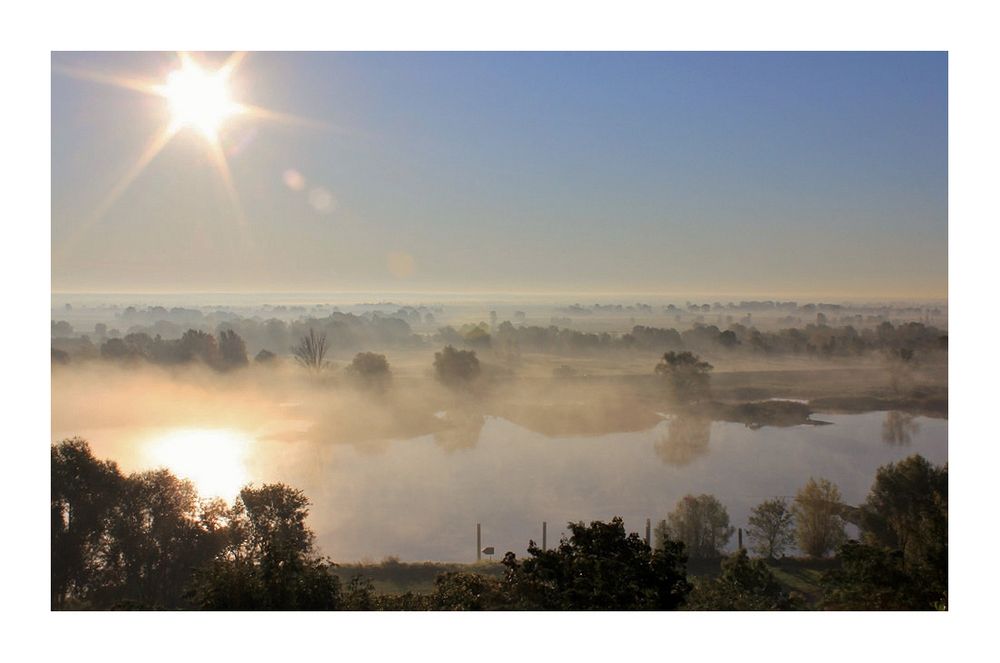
[501, 517, 691, 610]
[821, 541, 941, 610]
[687, 550, 799, 610]
[347, 352, 391, 389]
[433, 345, 481, 387]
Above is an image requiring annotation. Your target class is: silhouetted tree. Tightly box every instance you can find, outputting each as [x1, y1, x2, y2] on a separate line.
[99, 469, 222, 608]
[51, 439, 123, 608]
[718, 329, 740, 347]
[52, 320, 74, 337]
[859, 455, 947, 598]
[178, 329, 220, 365]
[100, 337, 134, 361]
[654, 351, 713, 402]
[292, 328, 329, 371]
[433, 345, 481, 387]
[254, 349, 277, 364]
[462, 325, 492, 348]
[347, 352, 391, 389]
[747, 498, 795, 559]
[657, 494, 734, 559]
[53, 440, 345, 610]
[793, 478, 847, 558]
[501, 517, 691, 610]
[189, 484, 340, 610]
[218, 329, 249, 369]
[52, 438, 229, 609]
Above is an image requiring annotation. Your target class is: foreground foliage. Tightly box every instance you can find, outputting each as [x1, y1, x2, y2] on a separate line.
[500, 518, 692, 610]
[52, 440, 947, 611]
[686, 550, 799, 610]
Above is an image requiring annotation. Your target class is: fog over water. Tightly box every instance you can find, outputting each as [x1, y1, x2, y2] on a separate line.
[47, 50, 952, 619]
[52, 362, 946, 561]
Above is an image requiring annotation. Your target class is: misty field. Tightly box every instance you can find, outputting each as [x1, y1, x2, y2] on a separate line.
[51, 297, 947, 610]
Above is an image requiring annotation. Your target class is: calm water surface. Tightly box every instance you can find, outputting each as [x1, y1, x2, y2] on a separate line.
[58, 411, 947, 562]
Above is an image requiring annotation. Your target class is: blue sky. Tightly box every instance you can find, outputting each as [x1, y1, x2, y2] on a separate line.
[51, 52, 947, 299]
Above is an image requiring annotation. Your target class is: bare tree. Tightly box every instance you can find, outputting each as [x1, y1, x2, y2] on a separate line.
[292, 328, 329, 371]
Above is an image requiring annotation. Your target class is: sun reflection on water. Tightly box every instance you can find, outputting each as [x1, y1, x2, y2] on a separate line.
[143, 428, 253, 499]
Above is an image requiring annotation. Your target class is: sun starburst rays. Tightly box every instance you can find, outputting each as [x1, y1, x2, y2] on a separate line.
[53, 52, 327, 252]
[51, 63, 163, 97]
[90, 123, 179, 228]
[205, 134, 248, 232]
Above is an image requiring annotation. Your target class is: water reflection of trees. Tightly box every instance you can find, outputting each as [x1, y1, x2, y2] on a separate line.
[881, 411, 920, 446]
[653, 416, 712, 466]
[433, 409, 485, 452]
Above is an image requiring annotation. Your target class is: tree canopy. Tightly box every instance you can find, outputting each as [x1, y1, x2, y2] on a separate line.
[433, 345, 481, 387]
[501, 517, 692, 610]
[52, 438, 229, 609]
[346, 351, 392, 389]
[747, 498, 796, 559]
[654, 351, 713, 402]
[658, 494, 734, 559]
[189, 484, 340, 610]
[821, 541, 942, 610]
[793, 478, 847, 558]
[857, 454, 947, 603]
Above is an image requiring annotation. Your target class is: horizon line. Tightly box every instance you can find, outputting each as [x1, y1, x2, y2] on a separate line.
[51, 288, 948, 305]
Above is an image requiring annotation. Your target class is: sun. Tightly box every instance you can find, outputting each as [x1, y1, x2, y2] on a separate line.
[52, 51, 333, 247]
[144, 427, 254, 499]
[159, 57, 242, 138]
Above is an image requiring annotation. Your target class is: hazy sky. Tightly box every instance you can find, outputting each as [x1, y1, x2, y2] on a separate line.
[52, 52, 947, 299]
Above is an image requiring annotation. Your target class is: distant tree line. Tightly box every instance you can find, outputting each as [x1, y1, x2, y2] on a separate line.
[53, 312, 946, 365]
[53, 438, 946, 611]
[96, 329, 249, 370]
[433, 319, 947, 359]
[51, 312, 423, 362]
